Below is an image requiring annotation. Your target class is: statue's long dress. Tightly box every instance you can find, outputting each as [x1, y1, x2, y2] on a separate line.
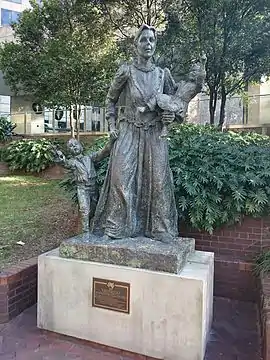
[92, 63, 178, 241]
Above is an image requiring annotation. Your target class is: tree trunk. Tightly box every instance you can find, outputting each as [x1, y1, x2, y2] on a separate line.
[242, 82, 249, 124]
[69, 106, 75, 138]
[209, 88, 218, 125]
[146, 0, 151, 25]
[75, 104, 81, 141]
[219, 85, 226, 127]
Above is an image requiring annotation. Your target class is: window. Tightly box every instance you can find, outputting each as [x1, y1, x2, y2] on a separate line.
[1, 9, 20, 26]
[5, 0, 22, 3]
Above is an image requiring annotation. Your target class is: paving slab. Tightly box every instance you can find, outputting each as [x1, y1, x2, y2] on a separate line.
[0, 297, 262, 360]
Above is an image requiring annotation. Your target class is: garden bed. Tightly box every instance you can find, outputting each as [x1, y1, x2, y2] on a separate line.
[0, 161, 9, 176]
[0, 162, 66, 179]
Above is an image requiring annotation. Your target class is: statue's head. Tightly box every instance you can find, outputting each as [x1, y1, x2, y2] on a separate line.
[134, 24, 157, 60]
[67, 138, 83, 156]
[188, 62, 206, 82]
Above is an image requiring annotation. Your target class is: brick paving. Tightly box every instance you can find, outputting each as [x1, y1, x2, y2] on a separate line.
[0, 297, 262, 360]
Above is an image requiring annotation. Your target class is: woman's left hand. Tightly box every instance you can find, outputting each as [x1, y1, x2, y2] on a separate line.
[109, 128, 119, 140]
[162, 111, 175, 125]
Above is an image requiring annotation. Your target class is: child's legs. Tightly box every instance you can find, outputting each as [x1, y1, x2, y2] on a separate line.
[77, 186, 91, 232]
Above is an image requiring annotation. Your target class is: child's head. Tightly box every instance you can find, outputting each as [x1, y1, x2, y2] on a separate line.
[188, 62, 206, 82]
[67, 138, 83, 155]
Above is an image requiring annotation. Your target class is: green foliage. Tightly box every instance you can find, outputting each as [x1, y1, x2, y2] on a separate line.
[0, 117, 16, 142]
[57, 125, 270, 233]
[254, 251, 270, 275]
[158, 0, 270, 124]
[0, 146, 5, 161]
[0, 0, 119, 110]
[58, 174, 78, 205]
[2, 138, 55, 172]
[101, 1, 169, 35]
[86, 135, 110, 187]
[169, 124, 270, 232]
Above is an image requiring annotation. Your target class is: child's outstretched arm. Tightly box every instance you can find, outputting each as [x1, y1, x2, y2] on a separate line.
[54, 149, 66, 164]
[53, 148, 76, 170]
[91, 138, 115, 163]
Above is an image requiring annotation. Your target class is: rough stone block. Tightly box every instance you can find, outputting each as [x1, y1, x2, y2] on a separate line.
[59, 234, 195, 274]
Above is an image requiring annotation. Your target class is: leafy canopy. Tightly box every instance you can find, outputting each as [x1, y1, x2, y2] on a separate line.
[0, 0, 119, 108]
[158, 0, 270, 124]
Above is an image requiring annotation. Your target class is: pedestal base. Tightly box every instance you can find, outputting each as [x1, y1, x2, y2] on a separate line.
[59, 234, 195, 274]
[38, 248, 214, 360]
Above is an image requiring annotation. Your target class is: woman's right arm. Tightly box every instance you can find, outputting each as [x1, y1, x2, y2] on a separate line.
[105, 63, 129, 139]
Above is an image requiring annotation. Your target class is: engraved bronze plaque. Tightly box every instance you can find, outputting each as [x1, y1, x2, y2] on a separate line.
[92, 278, 130, 314]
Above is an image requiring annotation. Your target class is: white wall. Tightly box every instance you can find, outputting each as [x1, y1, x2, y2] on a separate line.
[259, 81, 270, 124]
[187, 80, 270, 126]
[11, 95, 44, 134]
[0, 0, 30, 14]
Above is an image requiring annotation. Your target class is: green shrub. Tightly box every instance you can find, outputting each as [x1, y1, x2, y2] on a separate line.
[254, 251, 270, 275]
[3, 138, 55, 172]
[0, 117, 16, 142]
[169, 124, 270, 232]
[0, 146, 5, 161]
[85, 135, 110, 187]
[59, 125, 270, 233]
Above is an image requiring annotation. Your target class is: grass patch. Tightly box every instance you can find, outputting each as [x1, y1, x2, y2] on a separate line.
[0, 175, 78, 270]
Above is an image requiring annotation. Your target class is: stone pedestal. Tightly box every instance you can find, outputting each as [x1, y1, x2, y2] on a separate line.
[38, 238, 214, 360]
[59, 234, 195, 274]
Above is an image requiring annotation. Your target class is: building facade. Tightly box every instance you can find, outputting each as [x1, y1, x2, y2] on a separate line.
[187, 81, 270, 127]
[0, 0, 31, 116]
[0, 1, 269, 132]
[0, 0, 30, 27]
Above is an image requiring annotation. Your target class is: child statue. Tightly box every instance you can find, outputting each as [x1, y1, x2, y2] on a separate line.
[55, 138, 113, 233]
[157, 54, 207, 137]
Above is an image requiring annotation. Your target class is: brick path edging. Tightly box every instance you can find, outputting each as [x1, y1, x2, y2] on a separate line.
[180, 216, 270, 301]
[259, 273, 270, 360]
[0, 257, 37, 324]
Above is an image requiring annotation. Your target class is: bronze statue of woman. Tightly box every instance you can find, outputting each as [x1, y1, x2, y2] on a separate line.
[91, 24, 205, 243]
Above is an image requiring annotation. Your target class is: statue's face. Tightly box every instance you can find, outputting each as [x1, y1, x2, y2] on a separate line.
[68, 141, 82, 155]
[189, 64, 206, 82]
[188, 70, 197, 81]
[136, 29, 156, 60]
